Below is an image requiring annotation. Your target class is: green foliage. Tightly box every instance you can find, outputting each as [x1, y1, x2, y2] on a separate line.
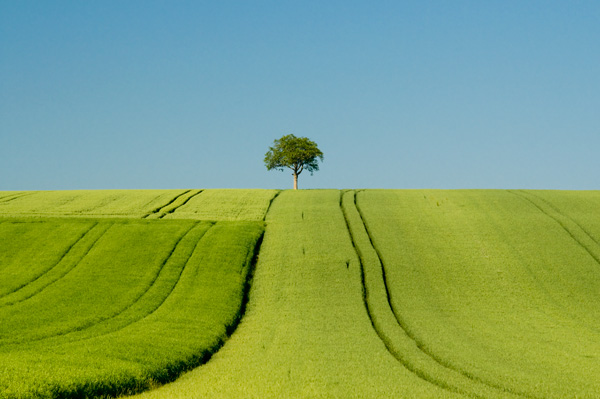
[264, 134, 323, 188]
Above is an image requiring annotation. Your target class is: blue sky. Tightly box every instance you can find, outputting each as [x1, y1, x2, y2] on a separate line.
[1, 1, 598, 190]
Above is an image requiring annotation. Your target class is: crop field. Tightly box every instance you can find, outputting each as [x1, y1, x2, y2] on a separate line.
[0, 189, 278, 221]
[1, 189, 600, 398]
[162, 189, 280, 221]
[0, 190, 188, 218]
[352, 190, 600, 398]
[0, 191, 268, 398]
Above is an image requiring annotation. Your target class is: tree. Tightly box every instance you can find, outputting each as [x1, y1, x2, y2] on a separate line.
[264, 134, 324, 190]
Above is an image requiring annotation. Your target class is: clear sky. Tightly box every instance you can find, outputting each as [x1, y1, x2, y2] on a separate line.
[1, 1, 598, 190]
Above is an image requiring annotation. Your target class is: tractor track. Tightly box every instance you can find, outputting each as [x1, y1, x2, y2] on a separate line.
[509, 190, 600, 267]
[0, 222, 107, 306]
[342, 190, 535, 399]
[143, 190, 193, 218]
[158, 190, 204, 219]
[6, 223, 208, 347]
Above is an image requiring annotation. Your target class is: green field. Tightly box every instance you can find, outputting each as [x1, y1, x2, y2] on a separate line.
[1, 189, 600, 398]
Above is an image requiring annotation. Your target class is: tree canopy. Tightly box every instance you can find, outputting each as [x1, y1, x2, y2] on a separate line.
[264, 134, 324, 190]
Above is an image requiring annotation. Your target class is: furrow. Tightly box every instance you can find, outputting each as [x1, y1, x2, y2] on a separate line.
[159, 190, 204, 219]
[263, 190, 281, 221]
[510, 190, 600, 267]
[143, 190, 191, 218]
[349, 191, 534, 399]
[90, 223, 216, 337]
[340, 191, 476, 397]
[0, 192, 36, 204]
[523, 191, 600, 246]
[0, 222, 98, 300]
[13, 222, 205, 346]
[0, 223, 112, 306]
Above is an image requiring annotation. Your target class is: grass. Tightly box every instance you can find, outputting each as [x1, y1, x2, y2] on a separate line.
[0, 217, 264, 398]
[355, 189, 600, 398]
[162, 189, 279, 221]
[132, 190, 456, 398]
[0, 189, 279, 221]
[0, 190, 187, 218]
[2, 189, 600, 398]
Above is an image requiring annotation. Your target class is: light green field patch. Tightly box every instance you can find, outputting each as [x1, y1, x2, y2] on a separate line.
[3, 189, 600, 399]
[0, 190, 187, 218]
[133, 190, 456, 399]
[356, 189, 600, 398]
[163, 189, 279, 221]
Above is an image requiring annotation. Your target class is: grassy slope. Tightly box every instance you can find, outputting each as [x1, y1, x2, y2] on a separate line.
[0, 189, 269, 399]
[0, 189, 278, 221]
[133, 190, 456, 398]
[0, 190, 186, 218]
[2, 189, 600, 398]
[357, 189, 600, 398]
[163, 189, 280, 221]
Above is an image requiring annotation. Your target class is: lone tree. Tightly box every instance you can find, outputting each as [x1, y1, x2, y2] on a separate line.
[264, 134, 324, 190]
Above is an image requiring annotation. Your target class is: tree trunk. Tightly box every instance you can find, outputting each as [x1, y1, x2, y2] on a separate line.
[293, 172, 298, 190]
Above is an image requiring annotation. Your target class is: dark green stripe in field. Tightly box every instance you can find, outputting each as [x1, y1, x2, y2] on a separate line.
[0, 218, 264, 399]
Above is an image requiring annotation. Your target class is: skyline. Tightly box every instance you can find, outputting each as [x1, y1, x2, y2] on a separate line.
[1, 1, 599, 190]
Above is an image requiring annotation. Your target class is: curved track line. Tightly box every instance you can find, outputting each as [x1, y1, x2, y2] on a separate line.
[73, 223, 215, 343]
[263, 190, 281, 221]
[17, 223, 213, 349]
[0, 223, 114, 309]
[0, 192, 36, 204]
[79, 222, 211, 338]
[72, 223, 263, 398]
[10, 223, 205, 346]
[0, 222, 99, 301]
[159, 190, 204, 218]
[509, 190, 600, 266]
[494, 191, 600, 334]
[340, 192, 477, 398]
[347, 191, 535, 399]
[143, 190, 191, 218]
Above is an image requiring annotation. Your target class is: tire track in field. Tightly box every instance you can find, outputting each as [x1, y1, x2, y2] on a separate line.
[158, 190, 204, 219]
[143, 190, 192, 218]
[343, 191, 533, 399]
[0, 223, 114, 308]
[69, 223, 262, 397]
[495, 190, 600, 335]
[0, 222, 99, 301]
[340, 191, 475, 397]
[0, 191, 36, 204]
[509, 190, 600, 267]
[18, 223, 213, 347]
[263, 190, 281, 221]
